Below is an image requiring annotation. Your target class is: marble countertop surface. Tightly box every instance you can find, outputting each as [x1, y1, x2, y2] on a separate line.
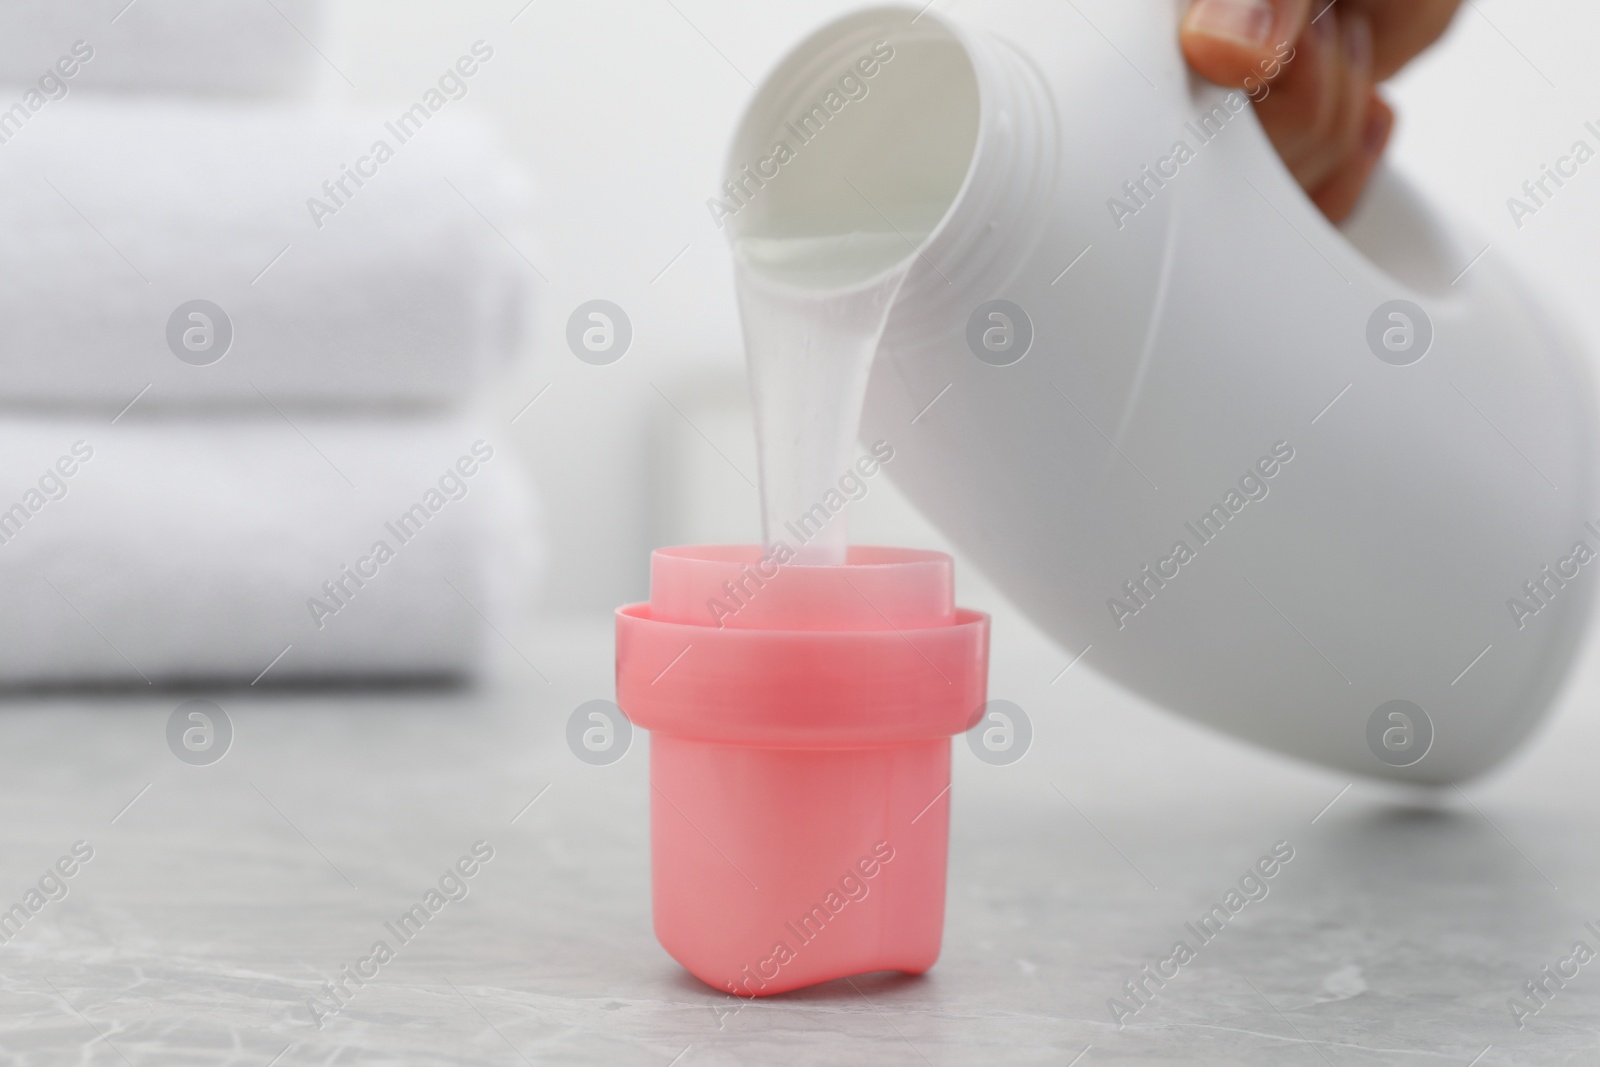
[4, 616, 1600, 1066]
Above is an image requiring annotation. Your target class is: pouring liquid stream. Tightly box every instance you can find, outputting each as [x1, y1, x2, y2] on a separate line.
[734, 230, 921, 565]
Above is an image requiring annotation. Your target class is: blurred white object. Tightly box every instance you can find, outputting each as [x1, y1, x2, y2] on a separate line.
[0, 0, 324, 97]
[0, 415, 539, 684]
[0, 100, 530, 409]
[726, 3, 1600, 784]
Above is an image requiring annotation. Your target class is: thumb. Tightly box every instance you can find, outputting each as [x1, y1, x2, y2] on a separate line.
[1182, 0, 1311, 86]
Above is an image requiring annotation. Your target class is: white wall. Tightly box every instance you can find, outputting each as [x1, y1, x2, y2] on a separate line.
[325, 0, 1600, 624]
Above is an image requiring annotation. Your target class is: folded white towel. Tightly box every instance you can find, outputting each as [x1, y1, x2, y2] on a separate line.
[0, 97, 534, 410]
[0, 415, 541, 684]
[0, 0, 324, 97]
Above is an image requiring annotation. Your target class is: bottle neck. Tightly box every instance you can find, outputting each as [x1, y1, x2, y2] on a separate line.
[906, 27, 1058, 307]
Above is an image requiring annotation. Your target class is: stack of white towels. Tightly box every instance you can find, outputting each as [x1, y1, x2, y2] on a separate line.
[0, 0, 541, 685]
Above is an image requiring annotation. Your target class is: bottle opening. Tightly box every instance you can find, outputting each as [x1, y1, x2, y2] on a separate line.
[724, 9, 981, 291]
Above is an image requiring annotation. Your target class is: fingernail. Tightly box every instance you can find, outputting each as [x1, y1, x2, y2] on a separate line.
[1344, 12, 1372, 70]
[1187, 0, 1275, 46]
[1312, 6, 1336, 41]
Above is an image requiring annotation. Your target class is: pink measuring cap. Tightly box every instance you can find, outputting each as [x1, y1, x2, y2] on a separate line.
[615, 545, 989, 996]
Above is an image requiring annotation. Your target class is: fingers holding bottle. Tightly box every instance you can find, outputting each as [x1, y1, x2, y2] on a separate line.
[1182, 0, 1453, 222]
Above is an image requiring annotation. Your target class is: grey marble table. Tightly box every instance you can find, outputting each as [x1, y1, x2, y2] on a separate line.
[3, 615, 1599, 1066]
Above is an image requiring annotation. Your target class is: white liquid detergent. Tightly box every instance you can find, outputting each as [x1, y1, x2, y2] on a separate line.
[734, 234, 917, 563]
[722, 27, 979, 565]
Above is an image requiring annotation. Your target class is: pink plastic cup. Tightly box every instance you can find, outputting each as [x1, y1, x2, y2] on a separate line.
[615, 545, 989, 996]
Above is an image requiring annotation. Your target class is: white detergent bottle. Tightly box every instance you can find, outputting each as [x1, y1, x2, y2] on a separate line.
[721, 1, 1600, 784]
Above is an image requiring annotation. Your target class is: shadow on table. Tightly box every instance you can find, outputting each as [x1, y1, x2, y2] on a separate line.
[667, 966, 930, 1006]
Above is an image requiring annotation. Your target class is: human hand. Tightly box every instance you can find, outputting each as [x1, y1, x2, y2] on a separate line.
[1180, 0, 1462, 222]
